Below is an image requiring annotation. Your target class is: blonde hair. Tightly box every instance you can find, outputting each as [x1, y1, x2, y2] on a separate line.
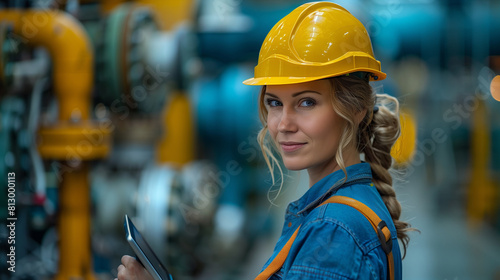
[257, 76, 413, 257]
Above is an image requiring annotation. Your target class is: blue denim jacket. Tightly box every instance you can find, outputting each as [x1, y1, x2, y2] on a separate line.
[261, 163, 402, 280]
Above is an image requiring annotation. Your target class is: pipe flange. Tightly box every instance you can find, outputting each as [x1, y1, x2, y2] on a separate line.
[95, 3, 130, 103]
[37, 122, 111, 161]
[96, 3, 165, 113]
[123, 4, 165, 113]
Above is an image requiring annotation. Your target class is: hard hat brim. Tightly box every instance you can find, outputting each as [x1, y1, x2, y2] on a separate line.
[242, 70, 386, 86]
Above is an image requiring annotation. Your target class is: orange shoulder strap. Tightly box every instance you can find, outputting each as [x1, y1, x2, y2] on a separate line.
[255, 196, 394, 280]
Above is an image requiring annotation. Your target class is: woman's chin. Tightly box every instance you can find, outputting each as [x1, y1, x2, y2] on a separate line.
[283, 160, 307, 171]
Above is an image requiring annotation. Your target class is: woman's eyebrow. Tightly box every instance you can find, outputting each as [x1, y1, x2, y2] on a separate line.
[264, 92, 279, 99]
[264, 90, 322, 98]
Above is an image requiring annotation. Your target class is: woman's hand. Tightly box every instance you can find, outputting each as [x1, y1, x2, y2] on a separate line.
[115, 255, 154, 280]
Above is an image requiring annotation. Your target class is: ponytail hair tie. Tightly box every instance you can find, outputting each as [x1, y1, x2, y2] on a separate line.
[373, 106, 379, 114]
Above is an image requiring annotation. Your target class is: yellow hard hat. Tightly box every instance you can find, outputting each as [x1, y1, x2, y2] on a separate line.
[243, 2, 386, 85]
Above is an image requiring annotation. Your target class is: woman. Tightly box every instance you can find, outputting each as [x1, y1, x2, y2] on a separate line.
[117, 2, 412, 279]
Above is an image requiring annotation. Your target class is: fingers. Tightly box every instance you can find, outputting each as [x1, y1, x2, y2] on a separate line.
[117, 255, 154, 280]
[121, 255, 136, 267]
[116, 264, 127, 280]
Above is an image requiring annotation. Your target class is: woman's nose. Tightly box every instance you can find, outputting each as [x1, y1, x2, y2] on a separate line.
[278, 108, 297, 133]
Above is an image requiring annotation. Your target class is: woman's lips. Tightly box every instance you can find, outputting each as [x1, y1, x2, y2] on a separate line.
[279, 142, 306, 153]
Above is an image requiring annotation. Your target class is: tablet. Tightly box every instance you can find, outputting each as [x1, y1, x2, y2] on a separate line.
[124, 214, 173, 280]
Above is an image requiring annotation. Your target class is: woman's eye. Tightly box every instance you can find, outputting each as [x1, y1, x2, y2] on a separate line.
[266, 99, 282, 107]
[300, 99, 316, 107]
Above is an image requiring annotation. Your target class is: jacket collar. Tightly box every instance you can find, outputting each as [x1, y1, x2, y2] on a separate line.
[288, 162, 373, 216]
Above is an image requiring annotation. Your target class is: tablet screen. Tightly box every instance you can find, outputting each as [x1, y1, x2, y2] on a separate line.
[124, 215, 173, 280]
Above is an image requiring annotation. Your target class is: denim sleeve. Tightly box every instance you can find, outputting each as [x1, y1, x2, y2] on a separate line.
[282, 219, 383, 280]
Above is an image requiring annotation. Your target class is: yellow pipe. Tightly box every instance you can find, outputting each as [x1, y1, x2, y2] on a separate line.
[135, 0, 194, 30]
[157, 92, 195, 166]
[467, 98, 496, 226]
[135, 1, 195, 164]
[59, 162, 93, 280]
[0, 9, 99, 280]
[0, 9, 93, 121]
[100, 0, 127, 14]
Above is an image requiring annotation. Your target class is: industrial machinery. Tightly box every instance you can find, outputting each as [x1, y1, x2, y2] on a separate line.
[2, 1, 499, 280]
[0, 0, 293, 279]
[0, 0, 212, 279]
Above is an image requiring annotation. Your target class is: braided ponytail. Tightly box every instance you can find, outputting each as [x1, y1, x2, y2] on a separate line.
[360, 94, 413, 257]
[329, 76, 413, 257]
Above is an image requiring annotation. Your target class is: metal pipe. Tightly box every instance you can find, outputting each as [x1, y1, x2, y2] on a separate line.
[0, 9, 107, 280]
[0, 9, 93, 121]
[58, 162, 93, 280]
[157, 92, 195, 166]
[135, 0, 194, 30]
[100, 0, 127, 14]
[467, 97, 496, 226]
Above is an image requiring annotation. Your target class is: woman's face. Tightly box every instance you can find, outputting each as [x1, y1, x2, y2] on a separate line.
[265, 79, 357, 181]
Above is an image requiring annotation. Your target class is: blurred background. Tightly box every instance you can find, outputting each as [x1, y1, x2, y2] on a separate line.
[0, 0, 500, 279]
